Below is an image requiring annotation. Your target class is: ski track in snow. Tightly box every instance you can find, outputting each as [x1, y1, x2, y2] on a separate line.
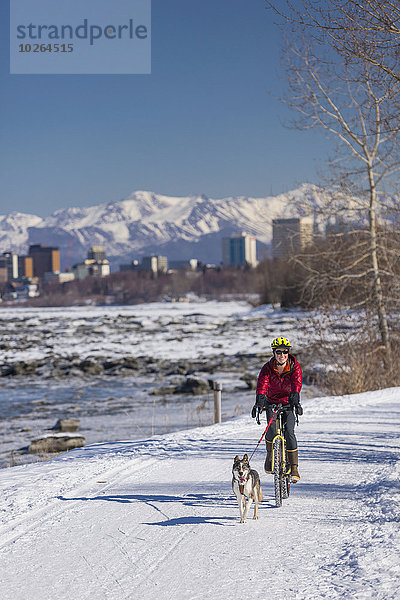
[0, 390, 399, 599]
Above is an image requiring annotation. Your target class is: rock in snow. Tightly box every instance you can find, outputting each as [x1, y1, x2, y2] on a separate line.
[29, 434, 85, 454]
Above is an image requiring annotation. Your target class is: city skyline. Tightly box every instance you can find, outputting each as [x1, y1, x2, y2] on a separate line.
[0, 184, 324, 270]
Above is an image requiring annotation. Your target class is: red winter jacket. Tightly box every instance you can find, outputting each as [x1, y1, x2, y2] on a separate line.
[256, 354, 302, 405]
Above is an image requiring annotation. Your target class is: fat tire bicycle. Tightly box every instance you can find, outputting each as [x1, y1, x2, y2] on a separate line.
[270, 405, 292, 507]
[254, 404, 293, 508]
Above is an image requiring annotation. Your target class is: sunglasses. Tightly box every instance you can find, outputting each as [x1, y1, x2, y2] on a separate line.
[275, 349, 289, 355]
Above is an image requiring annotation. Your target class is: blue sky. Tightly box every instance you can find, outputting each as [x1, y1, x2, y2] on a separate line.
[1, 0, 329, 217]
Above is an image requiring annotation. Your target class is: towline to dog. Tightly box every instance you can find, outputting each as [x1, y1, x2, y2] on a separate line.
[247, 408, 277, 462]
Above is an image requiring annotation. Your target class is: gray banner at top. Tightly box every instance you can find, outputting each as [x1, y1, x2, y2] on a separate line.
[10, 0, 151, 74]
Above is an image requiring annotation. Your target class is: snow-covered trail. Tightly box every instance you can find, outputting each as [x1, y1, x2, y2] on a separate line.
[0, 390, 399, 600]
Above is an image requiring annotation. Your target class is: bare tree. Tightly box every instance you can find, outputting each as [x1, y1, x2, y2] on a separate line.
[281, 39, 400, 356]
[267, 1, 400, 83]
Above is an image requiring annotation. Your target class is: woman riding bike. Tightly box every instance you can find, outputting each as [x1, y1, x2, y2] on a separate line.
[252, 336, 303, 482]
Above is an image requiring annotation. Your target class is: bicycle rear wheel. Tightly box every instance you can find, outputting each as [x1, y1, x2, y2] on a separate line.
[273, 438, 283, 508]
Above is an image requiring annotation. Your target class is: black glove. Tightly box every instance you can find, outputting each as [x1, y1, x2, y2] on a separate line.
[252, 394, 267, 418]
[288, 391, 300, 407]
[255, 393, 267, 409]
[296, 404, 303, 416]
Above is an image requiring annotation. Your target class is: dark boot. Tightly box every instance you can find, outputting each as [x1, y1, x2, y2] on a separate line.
[264, 441, 273, 473]
[288, 449, 300, 482]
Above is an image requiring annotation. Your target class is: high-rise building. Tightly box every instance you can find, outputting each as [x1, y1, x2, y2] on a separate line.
[141, 255, 168, 274]
[2, 252, 18, 280]
[18, 256, 34, 279]
[71, 259, 110, 279]
[28, 244, 60, 278]
[87, 246, 106, 262]
[71, 246, 110, 280]
[272, 217, 314, 259]
[0, 257, 8, 283]
[222, 233, 257, 267]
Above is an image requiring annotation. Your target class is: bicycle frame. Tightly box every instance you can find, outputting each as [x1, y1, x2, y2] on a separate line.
[271, 408, 291, 477]
[269, 405, 292, 507]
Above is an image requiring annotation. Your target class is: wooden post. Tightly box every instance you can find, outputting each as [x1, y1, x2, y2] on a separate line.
[213, 381, 222, 424]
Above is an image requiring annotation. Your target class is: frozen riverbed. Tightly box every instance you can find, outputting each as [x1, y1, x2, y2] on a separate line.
[0, 300, 311, 363]
[0, 300, 341, 467]
[0, 375, 256, 468]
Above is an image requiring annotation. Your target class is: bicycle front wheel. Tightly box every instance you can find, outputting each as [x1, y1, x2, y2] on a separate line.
[282, 452, 292, 500]
[273, 438, 283, 508]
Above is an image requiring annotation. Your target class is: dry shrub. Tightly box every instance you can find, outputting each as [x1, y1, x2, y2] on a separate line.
[305, 307, 400, 395]
[323, 344, 397, 395]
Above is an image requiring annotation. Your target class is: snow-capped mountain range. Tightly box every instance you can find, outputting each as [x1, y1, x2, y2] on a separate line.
[0, 184, 325, 269]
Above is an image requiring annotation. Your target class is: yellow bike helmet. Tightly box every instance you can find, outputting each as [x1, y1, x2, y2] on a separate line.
[271, 336, 292, 350]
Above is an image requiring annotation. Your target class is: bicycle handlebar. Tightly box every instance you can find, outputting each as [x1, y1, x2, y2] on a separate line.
[255, 403, 294, 425]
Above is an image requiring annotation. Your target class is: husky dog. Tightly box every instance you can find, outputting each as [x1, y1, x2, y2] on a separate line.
[232, 454, 263, 523]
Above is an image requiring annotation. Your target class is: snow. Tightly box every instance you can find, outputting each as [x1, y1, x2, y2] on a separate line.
[0, 301, 351, 364]
[0, 388, 399, 599]
[0, 301, 254, 362]
[0, 212, 43, 252]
